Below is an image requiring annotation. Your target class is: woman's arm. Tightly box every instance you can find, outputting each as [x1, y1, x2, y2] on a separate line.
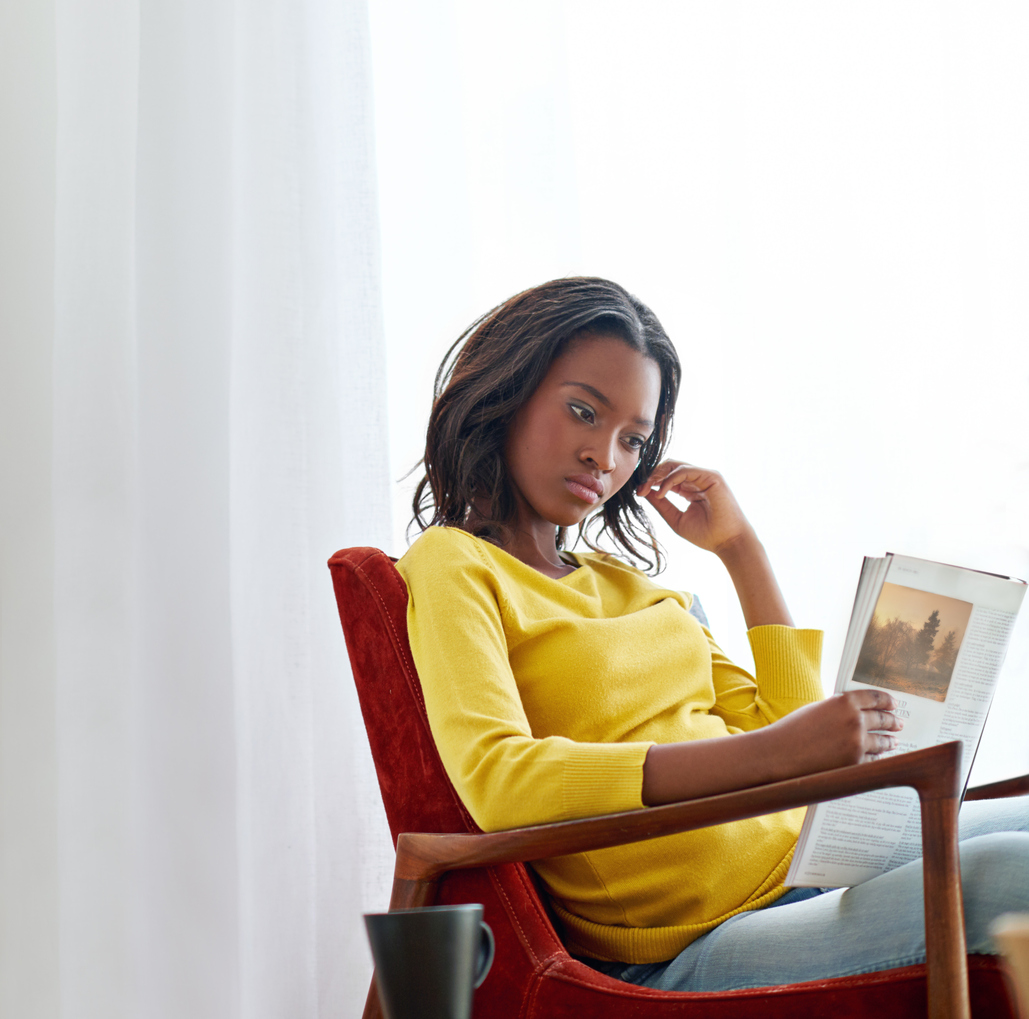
[398, 528, 654, 830]
[638, 460, 902, 804]
[642, 687, 903, 806]
[716, 530, 792, 628]
[638, 461, 791, 627]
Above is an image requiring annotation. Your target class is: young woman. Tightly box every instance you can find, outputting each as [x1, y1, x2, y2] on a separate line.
[397, 276, 1029, 991]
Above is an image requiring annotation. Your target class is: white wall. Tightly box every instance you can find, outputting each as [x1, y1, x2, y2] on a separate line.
[369, 0, 1029, 785]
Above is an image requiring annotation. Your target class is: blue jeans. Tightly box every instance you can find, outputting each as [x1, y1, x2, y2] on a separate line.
[587, 795, 1029, 992]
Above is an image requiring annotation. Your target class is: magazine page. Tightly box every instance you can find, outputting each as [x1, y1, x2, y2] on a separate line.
[832, 556, 890, 696]
[785, 554, 1026, 888]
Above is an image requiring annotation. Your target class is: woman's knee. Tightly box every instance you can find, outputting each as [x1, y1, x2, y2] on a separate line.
[959, 832, 1029, 953]
[959, 795, 1029, 841]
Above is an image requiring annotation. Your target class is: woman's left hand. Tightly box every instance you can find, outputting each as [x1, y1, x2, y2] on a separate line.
[637, 461, 755, 556]
[639, 460, 793, 627]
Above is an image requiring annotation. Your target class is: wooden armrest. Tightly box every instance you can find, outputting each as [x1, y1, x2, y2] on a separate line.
[965, 773, 1029, 801]
[395, 741, 960, 882]
[385, 742, 969, 1019]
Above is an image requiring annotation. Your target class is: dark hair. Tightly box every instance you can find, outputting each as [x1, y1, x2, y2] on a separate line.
[411, 277, 681, 573]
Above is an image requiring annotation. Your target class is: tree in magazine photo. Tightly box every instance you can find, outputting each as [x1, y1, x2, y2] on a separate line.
[853, 582, 973, 702]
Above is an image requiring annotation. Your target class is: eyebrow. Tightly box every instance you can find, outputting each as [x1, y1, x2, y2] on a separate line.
[561, 381, 655, 429]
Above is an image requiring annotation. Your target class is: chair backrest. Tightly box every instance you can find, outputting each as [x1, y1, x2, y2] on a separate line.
[328, 546, 478, 845]
[330, 546, 573, 1016]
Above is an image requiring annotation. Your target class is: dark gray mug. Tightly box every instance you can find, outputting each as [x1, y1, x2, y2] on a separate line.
[364, 904, 495, 1019]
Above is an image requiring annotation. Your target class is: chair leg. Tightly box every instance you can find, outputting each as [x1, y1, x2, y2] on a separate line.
[362, 867, 443, 1019]
[388, 875, 441, 910]
[920, 794, 970, 1019]
[362, 978, 384, 1019]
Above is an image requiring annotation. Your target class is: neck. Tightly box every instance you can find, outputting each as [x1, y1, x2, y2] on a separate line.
[501, 522, 576, 579]
[465, 504, 574, 579]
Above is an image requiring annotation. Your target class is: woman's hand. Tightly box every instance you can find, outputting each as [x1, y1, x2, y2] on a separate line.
[639, 460, 793, 627]
[641, 689, 904, 806]
[765, 689, 904, 772]
[637, 461, 754, 556]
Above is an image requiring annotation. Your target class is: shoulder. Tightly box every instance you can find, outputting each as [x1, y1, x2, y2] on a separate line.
[400, 525, 486, 562]
[398, 526, 527, 594]
[398, 526, 490, 582]
[397, 528, 519, 627]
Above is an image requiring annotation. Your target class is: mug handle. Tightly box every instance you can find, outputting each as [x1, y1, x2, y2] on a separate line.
[474, 921, 495, 988]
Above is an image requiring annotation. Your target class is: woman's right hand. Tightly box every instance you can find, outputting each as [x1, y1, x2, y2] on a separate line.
[642, 689, 903, 806]
[765, 689, 903, 775]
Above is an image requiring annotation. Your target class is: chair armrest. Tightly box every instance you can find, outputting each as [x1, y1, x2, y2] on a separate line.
[394, 740, 960, 881]
[965, 773, 1029, 801]
[388, 742, 969, 1019]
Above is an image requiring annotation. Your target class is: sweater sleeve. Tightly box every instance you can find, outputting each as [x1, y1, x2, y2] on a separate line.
[708, 624, 825, 732]
[397, 529, 651, 832]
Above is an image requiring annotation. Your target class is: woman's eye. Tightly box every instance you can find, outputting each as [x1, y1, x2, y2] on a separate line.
[569, 403, 595, 424]
[623, 435, 646, 451]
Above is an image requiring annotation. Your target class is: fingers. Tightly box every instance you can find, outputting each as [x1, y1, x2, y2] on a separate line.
[846, 689, 904, 728]
[830, 689, 904, 761]
[636, 460, 672, 496]
[643, 487, 684, 531]
[637, 460, 697, 499]
[637, 460, 712, 500]
[865, 731, 900, 760]
[850, 689, 903, 756]
[847, 688, 898, 711]
[869, 708, 903, 733]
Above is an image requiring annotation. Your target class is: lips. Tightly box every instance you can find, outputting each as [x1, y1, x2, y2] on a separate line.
[565, 473, 604, 504]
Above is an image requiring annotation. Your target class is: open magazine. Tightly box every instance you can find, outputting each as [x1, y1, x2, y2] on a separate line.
[785, 553, 1027, 888]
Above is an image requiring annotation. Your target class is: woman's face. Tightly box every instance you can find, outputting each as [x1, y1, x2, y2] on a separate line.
[504, 333, 662, 532]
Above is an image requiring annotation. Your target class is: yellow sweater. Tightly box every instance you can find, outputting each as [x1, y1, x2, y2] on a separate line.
[397, 527, 824, 964]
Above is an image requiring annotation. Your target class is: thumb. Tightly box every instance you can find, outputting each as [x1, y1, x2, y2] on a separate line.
[645, 488, 682, 530]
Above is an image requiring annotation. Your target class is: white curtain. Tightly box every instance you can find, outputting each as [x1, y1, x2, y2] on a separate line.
[0, 0, 393, 1016]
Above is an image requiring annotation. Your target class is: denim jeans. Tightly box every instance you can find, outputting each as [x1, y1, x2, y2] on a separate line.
[587, 795, 1029, 992]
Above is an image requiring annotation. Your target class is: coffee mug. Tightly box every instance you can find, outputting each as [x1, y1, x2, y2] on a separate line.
[364, 903, 495, 1019]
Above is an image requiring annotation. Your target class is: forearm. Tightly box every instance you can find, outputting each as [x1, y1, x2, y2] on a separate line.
[716, 530, 793, 629]
[641, 690, 903, 806]
[641, 727, 787, 806]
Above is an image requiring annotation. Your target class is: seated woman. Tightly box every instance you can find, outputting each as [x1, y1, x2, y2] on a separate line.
[396, 276, 1029, 991]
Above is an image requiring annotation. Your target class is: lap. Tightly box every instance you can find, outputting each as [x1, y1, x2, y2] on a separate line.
[594, 795, 1029, 992]
[959, 792, 1029, 839]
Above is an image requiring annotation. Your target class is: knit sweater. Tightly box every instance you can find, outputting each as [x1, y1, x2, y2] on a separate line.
[397, 526, 824, 963]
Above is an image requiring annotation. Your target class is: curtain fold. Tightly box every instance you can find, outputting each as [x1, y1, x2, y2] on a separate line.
[1, 0, 393, 1015]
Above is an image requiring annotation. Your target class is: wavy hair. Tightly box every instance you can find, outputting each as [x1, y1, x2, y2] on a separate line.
[410, 277, 681, 573]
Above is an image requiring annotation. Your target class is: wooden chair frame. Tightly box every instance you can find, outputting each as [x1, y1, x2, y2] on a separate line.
[366, 741, 1029, 1019]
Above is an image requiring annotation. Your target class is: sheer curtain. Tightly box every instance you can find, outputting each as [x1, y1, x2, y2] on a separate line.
[0, 0, 392, 1016]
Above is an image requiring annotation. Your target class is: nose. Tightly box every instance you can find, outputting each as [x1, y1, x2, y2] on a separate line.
[581, 433, 618, 472]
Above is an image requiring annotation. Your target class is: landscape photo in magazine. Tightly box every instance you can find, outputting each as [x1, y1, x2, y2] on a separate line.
[854, 582, 973, 704]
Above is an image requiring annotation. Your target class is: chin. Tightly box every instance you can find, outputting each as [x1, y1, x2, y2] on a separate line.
[553, 506, 601, 529]
[538, 507, 586, 529]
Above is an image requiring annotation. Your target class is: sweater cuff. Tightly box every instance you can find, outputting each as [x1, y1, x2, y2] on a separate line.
[561, 741, 652, 820]
[747, 625, 824, 702]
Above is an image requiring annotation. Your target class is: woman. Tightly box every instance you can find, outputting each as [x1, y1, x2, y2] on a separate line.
[397, 276, 1029, 991]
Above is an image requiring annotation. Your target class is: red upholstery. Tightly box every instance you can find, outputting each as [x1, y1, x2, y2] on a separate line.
[329, 546, 1016, 1018]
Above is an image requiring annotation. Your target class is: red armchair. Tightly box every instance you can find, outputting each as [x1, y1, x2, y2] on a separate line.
[330, 546, 1023, 1019]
